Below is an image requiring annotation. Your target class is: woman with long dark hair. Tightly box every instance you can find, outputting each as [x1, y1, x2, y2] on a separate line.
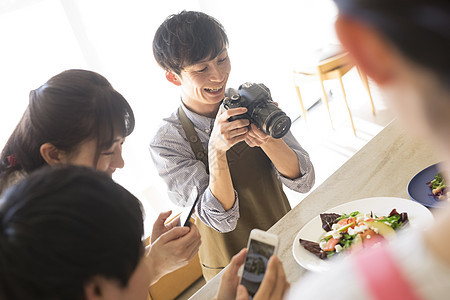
[0, 69, 134, 191]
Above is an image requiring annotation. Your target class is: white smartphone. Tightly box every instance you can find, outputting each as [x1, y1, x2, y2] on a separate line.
[179, 187, 199, 227]
[240, 229, 279, 298]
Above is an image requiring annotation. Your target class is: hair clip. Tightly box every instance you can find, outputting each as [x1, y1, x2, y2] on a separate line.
[7, 155, 17, 168]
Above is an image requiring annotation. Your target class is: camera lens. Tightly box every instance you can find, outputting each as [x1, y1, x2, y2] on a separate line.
[251, 102, 291, 139]
[268, 115, 291, 139]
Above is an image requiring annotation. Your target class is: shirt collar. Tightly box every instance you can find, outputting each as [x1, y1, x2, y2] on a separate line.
[180, 101, 215, 133]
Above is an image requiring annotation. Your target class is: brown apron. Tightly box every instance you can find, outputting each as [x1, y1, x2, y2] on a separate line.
[178, 107, 291, 281]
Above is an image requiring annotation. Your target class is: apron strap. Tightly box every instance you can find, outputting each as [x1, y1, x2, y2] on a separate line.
[353, 244, 422, 300]
[177, 106, 209, 173]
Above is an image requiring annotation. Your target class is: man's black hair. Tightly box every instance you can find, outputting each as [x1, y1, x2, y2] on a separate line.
[153, 10, 229, 75]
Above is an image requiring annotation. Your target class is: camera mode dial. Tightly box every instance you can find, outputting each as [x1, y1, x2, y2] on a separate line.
[230, 94, 240, 101]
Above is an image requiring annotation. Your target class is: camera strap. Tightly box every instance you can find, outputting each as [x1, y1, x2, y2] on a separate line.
[178, 106, 209, 174]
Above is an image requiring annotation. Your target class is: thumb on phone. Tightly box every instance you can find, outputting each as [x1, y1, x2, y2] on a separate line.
[236, 285, 250, 300]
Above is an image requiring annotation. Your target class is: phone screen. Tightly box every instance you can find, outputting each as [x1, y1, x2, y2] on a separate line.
[241, 239, 275, 297]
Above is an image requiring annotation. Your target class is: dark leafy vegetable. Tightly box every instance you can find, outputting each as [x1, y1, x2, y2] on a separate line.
[299, 239, 328, 259]
[320, 213, 342, 232]
[376, 208, 409, 230]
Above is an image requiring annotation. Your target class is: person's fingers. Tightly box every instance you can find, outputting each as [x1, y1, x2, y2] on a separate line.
[221, 248, 247, 285]
[216, 249, 248, 300]
[220, 107, 247, 119]
[156, 210, 172, 224]
[254, 256, 279, 297]
[245, 136, 257, 148]
[226, 134, 248, 146]
[228, 127, 249, 139]
[151, 210, 173, 243]
[171, 224, 202, 259]
[215, 117, 249, 145]
[245, 131, 266, 147]
[270, 257, 289, 299]
[229, 248, 247, 274]
[180, 236, 201, 261]
[249, 124, 269, 140]
[236, 285, 250, 300]
[152, 211, 172, 231]
[221, 119, 250, 132]
[185, 227, 202, 251]
[158, 226, 190, 243]
[166, 215, 181, 229]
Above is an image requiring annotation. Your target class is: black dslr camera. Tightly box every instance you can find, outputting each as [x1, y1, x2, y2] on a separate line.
[223, 82, 291, 139]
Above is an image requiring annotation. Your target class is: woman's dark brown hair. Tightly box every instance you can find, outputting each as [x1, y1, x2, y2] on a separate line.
[0, 69, 135, 193]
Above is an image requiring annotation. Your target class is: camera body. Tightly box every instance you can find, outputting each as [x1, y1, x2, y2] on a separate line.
[223, 82, 291, 139]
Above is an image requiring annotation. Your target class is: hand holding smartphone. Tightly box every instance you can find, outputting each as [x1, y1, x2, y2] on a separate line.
[240, 229, 279, 298]
[179, 187, 199, 227]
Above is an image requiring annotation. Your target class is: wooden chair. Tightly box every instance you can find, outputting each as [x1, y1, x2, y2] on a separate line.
[293, 51, 375, 135]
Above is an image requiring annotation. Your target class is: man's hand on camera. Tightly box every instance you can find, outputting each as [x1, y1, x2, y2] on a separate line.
[210, 105, 249, 154]
[245, 124, 271, 147]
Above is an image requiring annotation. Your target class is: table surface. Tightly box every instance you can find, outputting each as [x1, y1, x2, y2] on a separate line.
[190, 120, 438, 299]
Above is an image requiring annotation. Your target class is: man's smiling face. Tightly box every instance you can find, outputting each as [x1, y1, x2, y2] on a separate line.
[176, 48, 231, 116]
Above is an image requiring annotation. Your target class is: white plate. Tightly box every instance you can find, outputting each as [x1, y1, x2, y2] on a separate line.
[292, 197, 434, 272]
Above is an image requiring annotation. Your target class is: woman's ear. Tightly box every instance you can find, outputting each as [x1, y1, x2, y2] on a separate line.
[165, 71, 182, 86]
[335, 14, 396, 86]
[40, 143, 65, 166]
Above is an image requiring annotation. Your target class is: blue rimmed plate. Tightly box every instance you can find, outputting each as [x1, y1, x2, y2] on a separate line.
[407, 163, 446, 208]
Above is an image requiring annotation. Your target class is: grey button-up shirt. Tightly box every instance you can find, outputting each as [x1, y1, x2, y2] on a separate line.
[149, 103, 315, 232]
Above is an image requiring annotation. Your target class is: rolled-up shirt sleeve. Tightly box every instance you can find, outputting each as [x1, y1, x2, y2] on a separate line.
[274, 131, 315, 193]
[197, 188, 240, 232]
[149, 124, 239, 233]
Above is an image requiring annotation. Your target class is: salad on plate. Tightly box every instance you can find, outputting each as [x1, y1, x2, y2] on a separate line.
[427, 172, 448, 201]
[299, 208, 408, 259]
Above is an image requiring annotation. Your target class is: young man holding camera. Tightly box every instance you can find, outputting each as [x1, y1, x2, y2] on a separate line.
[150, 10, 315, 280]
